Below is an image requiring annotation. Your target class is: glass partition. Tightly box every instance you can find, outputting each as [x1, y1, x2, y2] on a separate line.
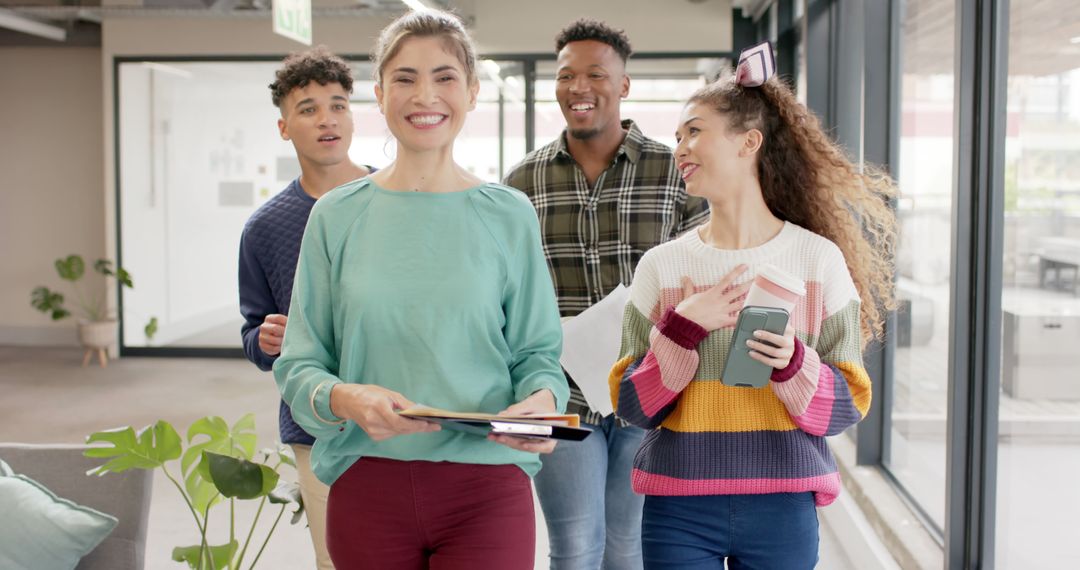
[117, 58, 526, 351]
[996, 2, 1080, 566]
[885, 0, 957, 532]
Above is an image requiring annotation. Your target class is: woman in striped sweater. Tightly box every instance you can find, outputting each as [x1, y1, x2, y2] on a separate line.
[610, 46, 897, 569]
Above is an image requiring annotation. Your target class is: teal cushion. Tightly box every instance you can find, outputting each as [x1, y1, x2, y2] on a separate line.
[0, 458, 119, 570]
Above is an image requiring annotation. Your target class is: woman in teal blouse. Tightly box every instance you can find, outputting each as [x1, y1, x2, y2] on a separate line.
[273, 9, 568, 570]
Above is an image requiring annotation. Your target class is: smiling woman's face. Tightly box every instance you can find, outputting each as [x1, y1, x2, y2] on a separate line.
[375, 35, 479, 154]
[673, 102, 757, 200]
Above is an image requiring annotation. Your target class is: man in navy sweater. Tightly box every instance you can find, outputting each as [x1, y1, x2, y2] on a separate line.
[238, 46, 371, 570]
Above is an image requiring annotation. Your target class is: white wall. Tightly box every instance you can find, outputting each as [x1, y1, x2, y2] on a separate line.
[470, 0, 733, 54]
[0, 48, 105, 346]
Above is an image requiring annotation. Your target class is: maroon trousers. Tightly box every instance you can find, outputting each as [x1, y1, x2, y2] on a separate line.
[326, 457, 536, 569]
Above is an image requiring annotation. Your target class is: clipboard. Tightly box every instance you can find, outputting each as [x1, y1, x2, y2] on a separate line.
[398, 407, 593, 442]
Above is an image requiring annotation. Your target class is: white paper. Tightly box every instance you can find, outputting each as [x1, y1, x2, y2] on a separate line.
[559, 284, 631, 417]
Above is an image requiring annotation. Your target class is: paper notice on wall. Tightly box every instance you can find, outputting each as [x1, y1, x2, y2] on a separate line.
[559, 284, 631, 417]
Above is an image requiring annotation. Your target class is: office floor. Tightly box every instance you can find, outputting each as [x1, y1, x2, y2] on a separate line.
[0, 347, 853, 569]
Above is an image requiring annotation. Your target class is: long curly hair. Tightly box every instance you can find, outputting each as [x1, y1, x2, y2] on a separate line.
[688, 75, 898, 345]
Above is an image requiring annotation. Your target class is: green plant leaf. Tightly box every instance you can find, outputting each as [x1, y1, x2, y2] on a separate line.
[93, 259, 113, 276]
[144, 316, 158, 340]
[183, 414, 257, 475]
[171, 540, 238, 570]
[232, 413, 256, 435]
[116, 267, 133, 288]
[92, 259, 132, 288]
[182, 416, 229, 475]
[269, 481, 306, 525]
[31, 287, 69, 320]
[55, 255, 85, 282]
[204, 452, 279, 500]
[31, 286, 56, 311]
[183, 414, 259, 511]
[230, 413, 258, 459]
[84, 421, 182, 475]
[268, 481, 302, 505]
[185, 466, 223, 515]
[261, 444, 296, 469]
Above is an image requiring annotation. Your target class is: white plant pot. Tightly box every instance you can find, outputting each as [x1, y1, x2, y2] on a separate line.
[77, 320, 117, 349]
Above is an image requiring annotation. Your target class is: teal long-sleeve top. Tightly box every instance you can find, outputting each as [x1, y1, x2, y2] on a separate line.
[273, 178, 568, 486]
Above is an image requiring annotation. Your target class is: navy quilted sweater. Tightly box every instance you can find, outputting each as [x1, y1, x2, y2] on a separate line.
[238, 178, 319, 445]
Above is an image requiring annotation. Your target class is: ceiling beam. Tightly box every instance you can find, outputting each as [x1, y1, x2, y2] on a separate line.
[0, 7, 66, 41]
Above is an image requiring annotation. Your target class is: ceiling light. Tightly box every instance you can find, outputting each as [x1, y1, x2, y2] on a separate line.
[400, 0, 431, 11]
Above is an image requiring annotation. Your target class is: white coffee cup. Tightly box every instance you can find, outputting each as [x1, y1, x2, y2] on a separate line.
[743, 264, 806, 314]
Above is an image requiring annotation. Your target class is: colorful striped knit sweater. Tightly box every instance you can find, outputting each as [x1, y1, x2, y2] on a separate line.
[609, 221, 870, 506]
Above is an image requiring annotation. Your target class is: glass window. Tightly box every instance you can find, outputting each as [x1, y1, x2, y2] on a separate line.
[117, 59, 526, 350]
[886, 0, 957, 532]
[118, 61, 288, 350]
[996, 3, 1080, 566]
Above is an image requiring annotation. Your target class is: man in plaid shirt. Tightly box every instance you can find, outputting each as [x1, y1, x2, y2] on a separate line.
[503, 19, 708, 570]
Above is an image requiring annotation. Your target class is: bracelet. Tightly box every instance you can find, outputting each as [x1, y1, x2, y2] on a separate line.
[310, 381, 347, 426]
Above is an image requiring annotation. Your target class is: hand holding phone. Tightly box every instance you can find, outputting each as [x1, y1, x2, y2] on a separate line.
[721, 306, 790, 388]
[745, 323, 798, 371]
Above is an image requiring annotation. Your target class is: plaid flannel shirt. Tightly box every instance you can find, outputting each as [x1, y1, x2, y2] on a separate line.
[504, 119, 710, 424]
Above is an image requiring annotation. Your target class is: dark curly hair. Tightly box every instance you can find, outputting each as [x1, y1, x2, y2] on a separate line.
[555, 19, 632, 62]
[269, 45, 354, 109]
[688, 74, 898, 345]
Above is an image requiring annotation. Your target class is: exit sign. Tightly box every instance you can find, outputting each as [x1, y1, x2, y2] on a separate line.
[273, 0, 312, 46]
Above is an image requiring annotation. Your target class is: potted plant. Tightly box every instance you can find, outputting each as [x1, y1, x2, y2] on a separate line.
[30, 254, 132, 367]
[85, 414, 304, 570]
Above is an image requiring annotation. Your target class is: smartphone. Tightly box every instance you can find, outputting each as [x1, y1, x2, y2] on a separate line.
[490, 422, 553, 441]
[489, 421, 593, 442]
[721, 306, 790, 388]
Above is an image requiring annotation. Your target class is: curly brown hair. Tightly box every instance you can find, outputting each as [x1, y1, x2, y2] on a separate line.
[269, 45, 354, 109]
[688, 75, 898, 345]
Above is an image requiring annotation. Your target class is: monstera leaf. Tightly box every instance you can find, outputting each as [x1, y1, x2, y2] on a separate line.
[204, 452, 279, 500]
[94, 259, 133, 288]
[116, 267, 133, 288]
[84, 415, 302, 570]
[55, 255, 85, 282]
[31, 286, 69, 320]
[269, 481, 305, 525]
[181, 414, 258, 513]
[171, 540, 238, 570]
[84, 421, 182, 475]
[183, 414, 258, 471]
[144, 316, 159, 340]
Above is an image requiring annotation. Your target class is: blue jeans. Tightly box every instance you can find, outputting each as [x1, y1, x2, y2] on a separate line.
[642, 493, 819, 570]
[533, 415, 645, 570]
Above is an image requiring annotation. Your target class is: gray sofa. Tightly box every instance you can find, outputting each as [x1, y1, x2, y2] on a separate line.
[0, 443, 153, 570]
